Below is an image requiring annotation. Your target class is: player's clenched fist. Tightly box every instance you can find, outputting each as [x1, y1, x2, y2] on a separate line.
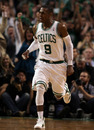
[22, 50, 29, 60]
[67, 65, 74, 76]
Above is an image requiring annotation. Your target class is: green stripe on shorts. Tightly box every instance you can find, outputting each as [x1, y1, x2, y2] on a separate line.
[32, 81, 47, 90]
[53, 91, 63, 96]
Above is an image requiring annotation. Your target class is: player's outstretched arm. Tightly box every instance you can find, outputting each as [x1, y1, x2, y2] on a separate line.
[22, 24, 39, 60]
[22, 39, 39, 60]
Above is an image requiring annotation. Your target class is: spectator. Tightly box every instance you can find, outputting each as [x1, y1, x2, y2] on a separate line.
[0, 4, 8, 50]
[83, 48, 94, 67]
[20, 3, 30, 18]
[67, 48, 79, 88]
[0, 53, 15, 86]
[0, 45, 6, 63]
[15, 12, 31, 43]
[0, 53, 15, 114]
[58, 70, 94, 119]
[90, 29, 94, 47]
[3, 0, 16, 26]
[77, 31, 93, 53]
[73, 48, 79, 65]
[80, 16, 93, 40]
[80, 1, 93, 27]
[68, 55, 94, 86]
[6, 26, 16, 60]
[73, 1, 93, 41]
[66, 20, 78, 47]
[14, 25, 38, 82]
[71, 71, 94, 119]
[6, 25, 22, 60]
[1, 69, 32, 116]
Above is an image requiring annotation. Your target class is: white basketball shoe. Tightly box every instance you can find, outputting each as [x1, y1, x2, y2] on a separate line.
[34, 118, 45, 129]
[63, 83, 71, 104]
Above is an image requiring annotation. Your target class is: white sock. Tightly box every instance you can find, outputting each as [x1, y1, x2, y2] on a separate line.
[38, 111, 43, 119]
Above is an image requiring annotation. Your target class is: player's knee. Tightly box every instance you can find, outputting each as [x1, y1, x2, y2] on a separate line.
[36, 84, 45, 106]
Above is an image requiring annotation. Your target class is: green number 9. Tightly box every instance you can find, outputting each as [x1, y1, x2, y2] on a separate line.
[44, 44, 51, 54]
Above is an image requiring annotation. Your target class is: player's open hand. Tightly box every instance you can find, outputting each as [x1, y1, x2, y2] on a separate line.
[67, 65, 74, 76]
[22, 50, 29, 60]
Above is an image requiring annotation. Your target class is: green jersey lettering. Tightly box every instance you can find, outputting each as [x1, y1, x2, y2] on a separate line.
[37, 33, 56, 43]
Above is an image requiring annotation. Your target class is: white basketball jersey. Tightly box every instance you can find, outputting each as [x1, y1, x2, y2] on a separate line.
[35, 21, 64, 61]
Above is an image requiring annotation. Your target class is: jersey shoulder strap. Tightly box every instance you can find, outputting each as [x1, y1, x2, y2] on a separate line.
[52, 21, 59, 35]
[35, 22, 42, 36]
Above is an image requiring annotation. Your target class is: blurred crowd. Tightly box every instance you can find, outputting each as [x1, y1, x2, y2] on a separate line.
[0, 0, 94, 119]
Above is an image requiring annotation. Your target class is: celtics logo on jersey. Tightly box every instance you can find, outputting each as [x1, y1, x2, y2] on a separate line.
[37, 33, 56, 43]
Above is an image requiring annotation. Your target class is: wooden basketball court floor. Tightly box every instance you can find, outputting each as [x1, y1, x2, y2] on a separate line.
[0, 117, 94, 130]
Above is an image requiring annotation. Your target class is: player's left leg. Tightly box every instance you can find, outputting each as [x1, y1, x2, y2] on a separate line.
[63, 83, 71, 104]
[51, 63, 71, 104]
[49, 61, 71, 103]
[52, 82, 71, 104]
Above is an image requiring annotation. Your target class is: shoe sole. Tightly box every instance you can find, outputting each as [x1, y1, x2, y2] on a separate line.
[34, 127, 45, 130]
[63, 93, 71, 104]
[34, 125, 45, 130]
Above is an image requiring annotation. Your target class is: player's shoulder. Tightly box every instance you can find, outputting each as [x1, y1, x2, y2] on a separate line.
[32, 25, 37, 35]
[57, 21, 67, 30]
[33, 22, 42, 34]
[57, 21, 68, 37]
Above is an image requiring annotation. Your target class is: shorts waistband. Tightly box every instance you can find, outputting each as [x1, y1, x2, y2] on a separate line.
[40, 59, 65, 64]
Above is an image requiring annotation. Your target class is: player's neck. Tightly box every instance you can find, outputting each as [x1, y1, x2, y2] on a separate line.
[43, 19, 54, 29]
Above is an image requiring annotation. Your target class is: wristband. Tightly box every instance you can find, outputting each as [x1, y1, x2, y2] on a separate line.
[2, 12, 8, 18]
[68, 60, 73, 65]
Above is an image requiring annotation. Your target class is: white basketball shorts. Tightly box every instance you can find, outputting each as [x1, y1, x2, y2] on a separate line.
[32, 60, 67, 96]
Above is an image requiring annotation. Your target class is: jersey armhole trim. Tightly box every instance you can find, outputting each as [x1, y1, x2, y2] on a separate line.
[35, 23, 40, 37]
[56, 22, 62, 38]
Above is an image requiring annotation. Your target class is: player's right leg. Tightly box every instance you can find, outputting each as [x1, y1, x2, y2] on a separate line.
[34, 118, 45, 129]
[34, 84, 45, 129]
[32, 60, 50, 129]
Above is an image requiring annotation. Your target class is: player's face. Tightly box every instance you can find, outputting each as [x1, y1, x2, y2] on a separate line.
[39, 7, 49, 23]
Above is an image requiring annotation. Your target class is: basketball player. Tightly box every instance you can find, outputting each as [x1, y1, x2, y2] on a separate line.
[22, 5, 74, 129]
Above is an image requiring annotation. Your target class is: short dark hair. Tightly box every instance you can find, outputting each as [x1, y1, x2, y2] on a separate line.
[17, 69, 27, 77]
[80, 70, 91, 79]
[41, 5, 53, 13]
